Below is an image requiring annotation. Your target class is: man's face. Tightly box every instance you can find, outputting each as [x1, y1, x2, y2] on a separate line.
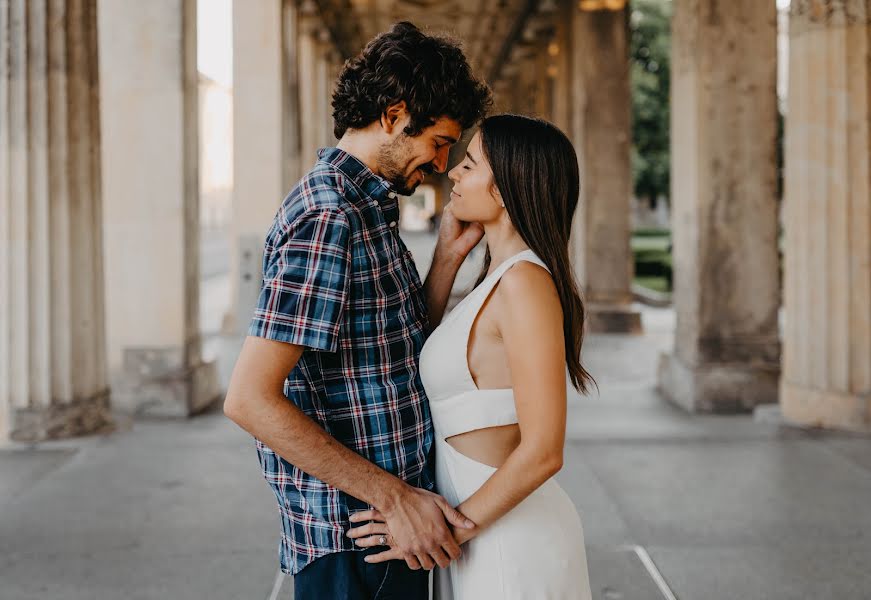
[377, 117, 463, 195]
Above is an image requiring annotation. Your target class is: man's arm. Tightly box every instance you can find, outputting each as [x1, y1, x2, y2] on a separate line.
[224, 336, 474, 570]
[423, 204, 485, 328]
[224, 336, 400, 508]
[423, 246, 463, 329]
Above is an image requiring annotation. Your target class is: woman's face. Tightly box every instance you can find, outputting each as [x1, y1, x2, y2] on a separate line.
[447, 133, 504, 224]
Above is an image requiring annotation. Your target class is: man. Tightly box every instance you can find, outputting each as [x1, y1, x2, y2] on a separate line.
[224, 22, 492, 599]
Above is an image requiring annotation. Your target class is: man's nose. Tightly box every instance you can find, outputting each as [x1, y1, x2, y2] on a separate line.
[433, 148, 449, 173]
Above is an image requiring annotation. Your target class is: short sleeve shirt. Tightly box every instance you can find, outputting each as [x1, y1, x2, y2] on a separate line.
[248, 147, 435, 575]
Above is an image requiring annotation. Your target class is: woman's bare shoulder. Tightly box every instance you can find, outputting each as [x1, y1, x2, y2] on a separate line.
[494, 260, 563, 324]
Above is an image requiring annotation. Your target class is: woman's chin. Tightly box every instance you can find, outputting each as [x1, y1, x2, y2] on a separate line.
[450, 207, 470, 222]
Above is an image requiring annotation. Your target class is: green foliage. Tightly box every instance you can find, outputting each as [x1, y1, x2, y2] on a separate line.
[630, 0, 672, 204]
[634, 275, 671, 293]
[631, 227, 671, 238]
[631, 230, 672, 291]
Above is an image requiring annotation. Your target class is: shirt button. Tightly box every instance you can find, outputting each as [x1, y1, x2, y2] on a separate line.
[388, 192, 397, 199]
[389, 221, 397, 228]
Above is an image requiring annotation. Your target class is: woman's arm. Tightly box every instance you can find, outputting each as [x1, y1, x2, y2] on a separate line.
[423, 205, 484, 330]
[349, 261, 568, 556]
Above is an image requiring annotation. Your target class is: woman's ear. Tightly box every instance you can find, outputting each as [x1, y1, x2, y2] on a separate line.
[380, 102, 408, 135]
[490, 180, 505, 208]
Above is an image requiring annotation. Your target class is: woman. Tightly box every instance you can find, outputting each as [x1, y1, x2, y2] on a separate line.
[348, 114, 595, 599]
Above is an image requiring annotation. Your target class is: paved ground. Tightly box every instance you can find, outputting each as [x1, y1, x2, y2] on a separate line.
[2, 231, 870, 599]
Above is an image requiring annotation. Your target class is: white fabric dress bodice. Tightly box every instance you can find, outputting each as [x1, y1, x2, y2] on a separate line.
[419, 250, 592, 600]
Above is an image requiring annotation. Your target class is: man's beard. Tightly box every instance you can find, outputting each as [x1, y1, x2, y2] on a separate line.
[377, 135, 433, 196]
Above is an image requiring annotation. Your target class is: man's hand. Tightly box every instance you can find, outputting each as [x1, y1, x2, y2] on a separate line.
[435, 202, 484, 265]
[347, 487, 475, 570]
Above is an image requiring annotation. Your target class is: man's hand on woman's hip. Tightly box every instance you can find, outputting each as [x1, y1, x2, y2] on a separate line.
[348, 486, 475, 570]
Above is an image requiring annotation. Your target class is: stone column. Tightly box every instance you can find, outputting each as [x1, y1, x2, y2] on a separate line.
[658, 0, 780, 413]
[99, 0, 218, 416]
[0, 0, 112, 441]
[315, 36, 336, 149]
[323, 46, 341, 146]
[282, 1, 304, 187]
[228, 0, 301, 333]
[297, 2, 322, 167]
[550, 8, 573, 135]
[569, 4, 641, 333]
[534, 45, 553, 120]
[781, 1, 871, 432]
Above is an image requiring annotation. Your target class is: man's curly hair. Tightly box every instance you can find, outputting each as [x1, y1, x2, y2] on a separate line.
[332, 22, 492, 138]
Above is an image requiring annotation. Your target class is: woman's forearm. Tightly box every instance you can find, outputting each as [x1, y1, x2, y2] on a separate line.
[452, 445, 563, 544]
[423, 244, 463, 329]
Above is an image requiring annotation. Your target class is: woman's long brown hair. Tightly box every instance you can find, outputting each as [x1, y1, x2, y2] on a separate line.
[476, 114, 596, 394]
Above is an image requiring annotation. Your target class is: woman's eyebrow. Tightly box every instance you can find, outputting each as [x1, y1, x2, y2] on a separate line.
[465, 151, 477, 165]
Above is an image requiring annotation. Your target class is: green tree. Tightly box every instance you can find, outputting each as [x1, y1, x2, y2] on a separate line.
[630, 0, 672, 207]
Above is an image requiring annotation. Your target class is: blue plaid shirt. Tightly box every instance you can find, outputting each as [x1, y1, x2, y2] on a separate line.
[249, 148, 435, 575]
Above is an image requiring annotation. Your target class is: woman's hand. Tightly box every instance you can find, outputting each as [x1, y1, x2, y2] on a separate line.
[347, 505, 477, 565]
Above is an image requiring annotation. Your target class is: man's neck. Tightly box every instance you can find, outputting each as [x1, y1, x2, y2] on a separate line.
[336, 134, 382, 178]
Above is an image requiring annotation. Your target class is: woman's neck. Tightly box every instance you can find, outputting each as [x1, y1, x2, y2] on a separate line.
[483, 221, 529, 274]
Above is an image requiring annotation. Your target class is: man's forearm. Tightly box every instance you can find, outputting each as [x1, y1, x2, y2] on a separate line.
[229, 389, 409, 512]
[424, 245, 464, 329]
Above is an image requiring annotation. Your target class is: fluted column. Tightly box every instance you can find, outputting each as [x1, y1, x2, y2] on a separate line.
[1, 0, 111, 441]
[569, 3, 641, 333]
[99, 0, 218, 416]
[658, 0, 780, 412]
[228, 0, 302, 333]
[781, 1, 871, 432]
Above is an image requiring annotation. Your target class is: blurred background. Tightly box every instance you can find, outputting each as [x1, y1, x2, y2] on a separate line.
[2, 0, 870, 598]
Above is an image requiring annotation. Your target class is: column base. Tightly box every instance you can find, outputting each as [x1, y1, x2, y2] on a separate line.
[657, 351, 780, 413]
[112, 347, 221, 417]
[780, 380, 871, 433]
[587, 303, 643, 334]
[11, 392, 114, 443]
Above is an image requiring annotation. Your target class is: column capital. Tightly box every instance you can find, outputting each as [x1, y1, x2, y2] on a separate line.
[791, 0, 871, 33]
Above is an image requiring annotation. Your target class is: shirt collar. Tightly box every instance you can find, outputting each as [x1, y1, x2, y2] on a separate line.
[317, 147, 400, 223]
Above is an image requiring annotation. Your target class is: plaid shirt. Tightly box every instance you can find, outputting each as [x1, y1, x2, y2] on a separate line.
[249, 147, 435, 575]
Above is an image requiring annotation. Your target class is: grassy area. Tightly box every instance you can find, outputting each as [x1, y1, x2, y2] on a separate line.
[631, 230, 671, 294]
[631, 236, 670, 251]
[634, 275, 670, 293]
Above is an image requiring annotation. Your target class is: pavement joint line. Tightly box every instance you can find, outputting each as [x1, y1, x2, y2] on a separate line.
[624, 544, 679, 600]
[267, 567, 285, 600]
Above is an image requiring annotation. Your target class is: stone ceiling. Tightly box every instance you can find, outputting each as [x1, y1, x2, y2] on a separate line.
[318, 0, 544, 83]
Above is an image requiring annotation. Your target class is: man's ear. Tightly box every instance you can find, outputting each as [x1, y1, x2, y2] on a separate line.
[380, 102, 408, 135]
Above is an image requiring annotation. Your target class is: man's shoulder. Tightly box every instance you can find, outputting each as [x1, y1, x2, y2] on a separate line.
[275, 164, 356, 229]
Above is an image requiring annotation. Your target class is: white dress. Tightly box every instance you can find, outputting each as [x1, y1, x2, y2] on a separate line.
[420, 250, 593, 600]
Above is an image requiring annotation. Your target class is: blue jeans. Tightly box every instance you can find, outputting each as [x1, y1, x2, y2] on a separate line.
[294, 548, 429, 600]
